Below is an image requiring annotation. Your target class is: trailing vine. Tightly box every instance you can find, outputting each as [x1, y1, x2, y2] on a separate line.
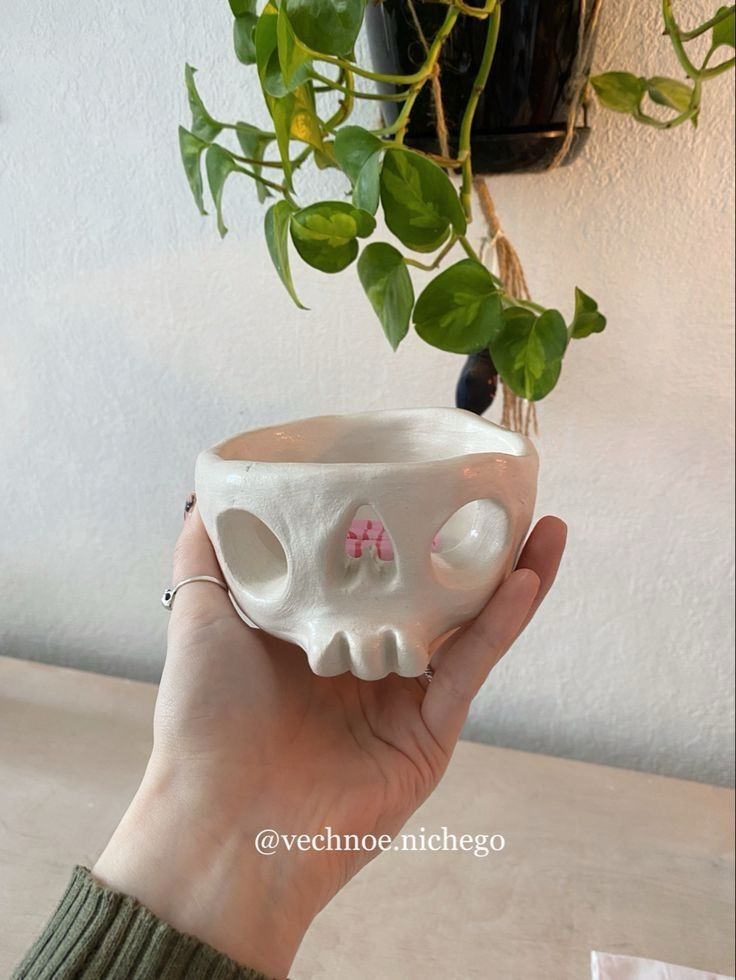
[179, 0, 733, 426]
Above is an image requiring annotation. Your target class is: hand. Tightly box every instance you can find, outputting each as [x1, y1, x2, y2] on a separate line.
[94, 497, 566, 978]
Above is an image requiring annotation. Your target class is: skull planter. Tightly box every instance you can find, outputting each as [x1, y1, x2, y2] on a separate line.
[195, 408, 538, 681]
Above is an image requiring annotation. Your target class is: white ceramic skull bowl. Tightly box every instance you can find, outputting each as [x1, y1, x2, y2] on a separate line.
[195, 408, 538, 681]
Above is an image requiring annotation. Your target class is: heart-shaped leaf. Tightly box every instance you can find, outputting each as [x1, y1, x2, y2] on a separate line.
[569, 287, 607, 339]
[205, 145, 238, 238]
[179, 126, 209, 215]
[265, 200, 306, 309]
[236, 122, 273, 203]
[286, 87, 324, 151]
[713, 6, 735, 48]
[268, 86, 323, 186]
[335, 125, 384, 214]
[277, 5, 312, 90]
[646, 76, 693, 113]
[380, 148, 466, 254]
[284, 0, 366, 56]
[290, 201, 375, 273]
[358, 243, 414, 350]
[334, 126, 384, 181]
[413, 260, 501, 354]
[232, 0, 258, 65]
[591, 72, 646, 114]
[185, 64, 222, 141]
[491, 307, 569, 401]
[256, 4, 290, 99]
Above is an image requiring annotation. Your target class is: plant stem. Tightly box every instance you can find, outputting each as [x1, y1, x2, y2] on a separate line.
[458, 235, 479, 260]
[457, 5, 501, 219]
[322, 69, 354, 132]
[229, 152, 291, 170]
[234, 165, 289, 195]
[679, 5, 735, 41]
[663, 0, 704, 78]
[452, 0, 498, 19]
[385, 6, 460, 143]
[700, 55, 736, 78]
[310, 7, 460, 88]
[404, 235, 459, 270]
[664, 0, 736, 81]
[310, 70, 411, 101]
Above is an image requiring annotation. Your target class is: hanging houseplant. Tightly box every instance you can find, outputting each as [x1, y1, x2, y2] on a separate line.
[364, 0, 597, 174]
[178, 0, 735, 431]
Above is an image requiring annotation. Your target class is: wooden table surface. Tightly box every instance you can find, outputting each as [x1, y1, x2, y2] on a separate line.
[1, 655, 733, 980]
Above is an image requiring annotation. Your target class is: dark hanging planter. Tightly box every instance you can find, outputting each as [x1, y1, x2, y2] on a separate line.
[364, 0, 597, 175]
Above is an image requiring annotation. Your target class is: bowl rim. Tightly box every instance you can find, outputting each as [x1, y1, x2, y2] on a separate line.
[197, 407, 538, 472]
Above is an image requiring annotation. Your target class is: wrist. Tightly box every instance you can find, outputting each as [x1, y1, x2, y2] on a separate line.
[93, 762, 319, 978]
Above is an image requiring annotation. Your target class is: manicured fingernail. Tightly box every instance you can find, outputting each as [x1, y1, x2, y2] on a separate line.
[184, 492, 197, 519]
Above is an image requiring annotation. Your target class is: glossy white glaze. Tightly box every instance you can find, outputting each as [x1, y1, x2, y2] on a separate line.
[196, 408, 538, 679]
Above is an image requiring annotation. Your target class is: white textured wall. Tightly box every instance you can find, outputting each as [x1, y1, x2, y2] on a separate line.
[2, 2, 734, 785]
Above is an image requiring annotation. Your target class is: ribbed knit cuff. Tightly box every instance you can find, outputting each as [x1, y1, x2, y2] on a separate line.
[13, 866, 273, 980]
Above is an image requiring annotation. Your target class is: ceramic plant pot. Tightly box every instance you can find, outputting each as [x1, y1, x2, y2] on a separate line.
[364, 0, 597, 174]
[195, 408, 538, 680]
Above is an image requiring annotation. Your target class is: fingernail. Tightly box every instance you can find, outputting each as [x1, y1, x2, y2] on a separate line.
[184, 492, 197, 520]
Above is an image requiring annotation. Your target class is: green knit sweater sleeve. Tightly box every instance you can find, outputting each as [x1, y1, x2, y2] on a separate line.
[13, 867, 273, 980]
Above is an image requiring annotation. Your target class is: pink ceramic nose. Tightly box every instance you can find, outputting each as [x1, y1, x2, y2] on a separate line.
[346, 519, 439, 561]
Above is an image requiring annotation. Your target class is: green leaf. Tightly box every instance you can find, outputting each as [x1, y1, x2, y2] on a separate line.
[358, 243, 414, 351]
[184, 64, 222, 141]
[265, 201, 306, 309]
[646, 76, 693, 112]
[256, 10, 323, 184]
[236, 122, 273, 203]
[491, 308, 569, 401]
[380, 148, 466, 254]
[277, 5, 312, 90]
[334, 125, 384, 214]
[334, 126, 383, 181]
[178, 126, 209, 215]
[256, 4, 289, 98]
[713, 6, 735, 48]
[268, 86, 323, 185]
[284, 0, 366, 56]
[352, 155, 382, 214]
[290, 201, 375, 273]
[205, 145, 238, 238]
[228, 0, 251, 14]
[234, 12, 258, 65]
[569, 287, 607, 339]
[314, 141, 338, 170]
[286, 87, 324, 151]
[413, 260, 501, 354]
[590, 72, 646, 114]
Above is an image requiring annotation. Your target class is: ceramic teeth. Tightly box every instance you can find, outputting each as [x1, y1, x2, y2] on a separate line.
[310, 629, 429, 680]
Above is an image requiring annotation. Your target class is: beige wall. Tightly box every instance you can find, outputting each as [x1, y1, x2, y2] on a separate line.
[2, 1, 734, 784]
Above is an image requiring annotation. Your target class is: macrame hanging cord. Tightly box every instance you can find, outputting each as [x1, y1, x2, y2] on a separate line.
[406, 0, 604, 434]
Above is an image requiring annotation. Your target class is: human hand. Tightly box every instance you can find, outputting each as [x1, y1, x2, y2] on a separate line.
[94, 496, 566, 978]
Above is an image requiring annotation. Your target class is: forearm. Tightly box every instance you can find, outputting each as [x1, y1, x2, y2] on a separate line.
[91, 762, 318, 979]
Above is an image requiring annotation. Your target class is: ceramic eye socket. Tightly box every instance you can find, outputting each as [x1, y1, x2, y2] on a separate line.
[216, 509, 289, 601]
[431, 499, 510, 589]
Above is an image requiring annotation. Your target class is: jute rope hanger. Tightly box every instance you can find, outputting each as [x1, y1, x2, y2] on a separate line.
[405, 0, 604, 434]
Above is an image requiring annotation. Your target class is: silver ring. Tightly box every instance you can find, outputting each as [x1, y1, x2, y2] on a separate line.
[161, 575, 228, 610]
[424, 663, 435, 682]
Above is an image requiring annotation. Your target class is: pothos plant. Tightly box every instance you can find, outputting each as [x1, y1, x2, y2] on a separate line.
[179, 0, 735, 409]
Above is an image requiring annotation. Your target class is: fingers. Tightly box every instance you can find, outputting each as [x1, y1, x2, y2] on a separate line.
[421, 515, 567, 750]
[169, 494, 236, 624]
[422, 568, 540, 748]
[515, 516, 567, 632]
